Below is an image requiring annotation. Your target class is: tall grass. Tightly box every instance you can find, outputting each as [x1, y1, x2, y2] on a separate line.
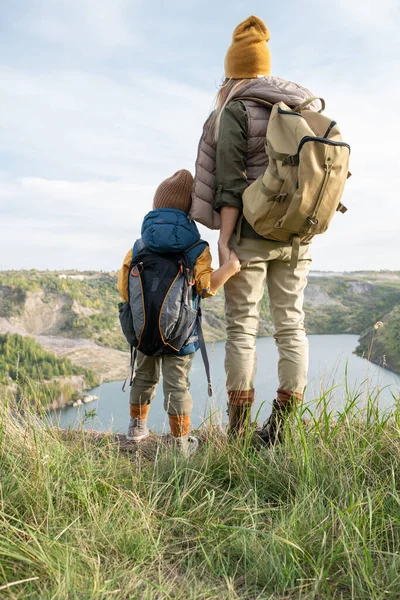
[0, 388, 400, 599]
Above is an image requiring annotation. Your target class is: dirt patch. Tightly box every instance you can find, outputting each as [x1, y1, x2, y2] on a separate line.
[0, 317, 26, 336]
[61, 346, 130, 382]
[71, 300, 99, 317]
[56, 426, 226, 460]
[0, 310, 130, 383]
[305, 284, 342, 308]
[35, 335, 130, 382]
[11, 290, 71, 335]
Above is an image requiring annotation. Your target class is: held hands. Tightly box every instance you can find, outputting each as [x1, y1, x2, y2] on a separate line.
[210, 243, 241, 294]
[218, 242, 241, 275]
[218, 242, 232, 267]
[228, 255, 241, 275]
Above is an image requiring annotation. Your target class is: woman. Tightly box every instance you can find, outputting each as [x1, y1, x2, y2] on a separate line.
[191, 15, 320, 443]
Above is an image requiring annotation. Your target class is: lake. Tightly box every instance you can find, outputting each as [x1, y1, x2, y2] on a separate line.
[49, 335, 400, 434]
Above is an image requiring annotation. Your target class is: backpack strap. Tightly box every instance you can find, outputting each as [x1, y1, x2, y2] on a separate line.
[185, 239, 208, 261]
[183, 240, 209, 287]
[122, 345, 138, 392]
[290, 236, 301, 269]
[265, 146, 290, 162]
[132, 238, 145, 260]
[238, 96, 273, 108]
[127, 239, 146, 301]
[239, 95, 325, 114]
[197, 306, 213, 397]
[293, 97, 325, 113]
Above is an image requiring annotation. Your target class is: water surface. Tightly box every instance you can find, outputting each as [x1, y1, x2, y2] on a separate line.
[50, 335, 399, 433]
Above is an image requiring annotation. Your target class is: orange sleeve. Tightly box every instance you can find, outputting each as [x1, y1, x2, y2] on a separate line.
[117, 249, 133, 301]
[193, 246, 215, 298]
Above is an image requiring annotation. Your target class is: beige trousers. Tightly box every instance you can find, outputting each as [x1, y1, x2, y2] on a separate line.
[129, 351, 194, 416]
[225, 237, 312, 400]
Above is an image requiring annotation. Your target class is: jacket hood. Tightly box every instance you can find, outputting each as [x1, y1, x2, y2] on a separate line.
[141, 208, 201, 253]
[234, 76, 321, 111]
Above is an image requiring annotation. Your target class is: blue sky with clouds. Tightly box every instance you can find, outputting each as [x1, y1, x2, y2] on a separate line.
[0, 0, 399, 271]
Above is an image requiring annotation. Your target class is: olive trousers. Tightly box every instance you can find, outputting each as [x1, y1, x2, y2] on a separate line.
[130, 352, 194, 416]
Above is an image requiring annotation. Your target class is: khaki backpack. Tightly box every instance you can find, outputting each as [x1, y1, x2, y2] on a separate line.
[240, 97, 351, 266]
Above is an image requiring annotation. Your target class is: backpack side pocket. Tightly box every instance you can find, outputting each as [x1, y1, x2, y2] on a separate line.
[168, 304, 198, 351]
[118, 301, 138, 347]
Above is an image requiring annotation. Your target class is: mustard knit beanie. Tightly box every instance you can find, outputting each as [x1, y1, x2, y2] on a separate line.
[152, 169, 194, 213]
[224, 15, 271, 79]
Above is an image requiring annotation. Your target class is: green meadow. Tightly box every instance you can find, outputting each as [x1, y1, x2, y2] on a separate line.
[0, 384, 399, 599]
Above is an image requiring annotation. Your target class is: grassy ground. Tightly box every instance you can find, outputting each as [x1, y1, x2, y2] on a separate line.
[1, 391, 400, 599]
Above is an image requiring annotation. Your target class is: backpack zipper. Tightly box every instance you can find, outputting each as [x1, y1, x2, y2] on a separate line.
[158, 268, 182, 352]
[298, 135, 350, 155]
[283, 136, 350, 168]
[322, 120, 337, 139]
[277, 107, 303, 117]
[137, 272, 146, 347]
[306, 158, 332, 228]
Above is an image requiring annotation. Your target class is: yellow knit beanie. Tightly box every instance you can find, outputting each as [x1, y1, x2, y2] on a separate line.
[224, 15, 271, 79]
[152, 169, 194, 213]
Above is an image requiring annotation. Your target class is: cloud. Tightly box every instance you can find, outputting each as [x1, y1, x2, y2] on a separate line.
[1, 57, 399, 272]
[0, 177, 151, 270]
[0, 66, 213, 182]
[0, 0, 399, 272]
[333, 0, 399, 30]
[0, 61, 215, 270]
[20, 0, 137, 50]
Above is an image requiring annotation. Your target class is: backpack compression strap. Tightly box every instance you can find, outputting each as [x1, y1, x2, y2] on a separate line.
[122, 345, 138, 392]
[197, 307, 213, 397]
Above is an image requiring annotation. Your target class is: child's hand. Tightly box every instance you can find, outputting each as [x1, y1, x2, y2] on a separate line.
[228, 256, 241, 275]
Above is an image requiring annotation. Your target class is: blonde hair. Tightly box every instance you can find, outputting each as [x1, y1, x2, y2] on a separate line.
[209, 78, 251, 142]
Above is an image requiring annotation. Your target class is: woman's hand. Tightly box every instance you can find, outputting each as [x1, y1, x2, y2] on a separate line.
[218, 242, 240, 268]
[218, 242, 231, 266]
[218, 207, 241, 266]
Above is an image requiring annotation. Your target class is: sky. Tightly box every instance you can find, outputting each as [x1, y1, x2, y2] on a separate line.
[0, 0, 399, 272]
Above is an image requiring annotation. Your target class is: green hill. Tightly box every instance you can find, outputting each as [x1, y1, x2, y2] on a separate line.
[355, 305, 400, 373]
[0, 333, 98, 408]
[1, 269, 400, 374]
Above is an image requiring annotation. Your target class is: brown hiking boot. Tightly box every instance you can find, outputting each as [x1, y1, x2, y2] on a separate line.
[227, 403, 252, 437]
[227, 389, 255, 437]
[256, 389, 302, 446]
[256, 400, 288, 445]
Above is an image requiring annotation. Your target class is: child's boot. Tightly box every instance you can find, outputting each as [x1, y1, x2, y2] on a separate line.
[172, 435, 199, 457]
[169, 415, 198, 457]
[127, 405, 150, 441]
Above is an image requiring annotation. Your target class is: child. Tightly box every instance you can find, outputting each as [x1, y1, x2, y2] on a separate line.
[117, 169, 240, 454]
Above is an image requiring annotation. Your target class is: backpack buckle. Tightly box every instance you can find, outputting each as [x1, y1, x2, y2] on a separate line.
[131, 262, 143, 276]
[307, 216, 319, 226]
[282, 154, 299, 167]
[276, 193, 288, 203]
[185, 267, 195, 286]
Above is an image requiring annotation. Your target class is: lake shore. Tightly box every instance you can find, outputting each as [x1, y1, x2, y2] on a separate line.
[50, 335, 400, 435]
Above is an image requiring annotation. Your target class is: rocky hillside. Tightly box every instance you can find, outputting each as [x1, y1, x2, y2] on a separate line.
[305, 272, 400, 374]
[1, 269, 400, 376]
[0, 333, 98, 409]
[356, 305, 400, 374]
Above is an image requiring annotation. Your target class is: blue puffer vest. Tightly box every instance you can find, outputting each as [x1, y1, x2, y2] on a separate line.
[132, 208, 207, 356]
